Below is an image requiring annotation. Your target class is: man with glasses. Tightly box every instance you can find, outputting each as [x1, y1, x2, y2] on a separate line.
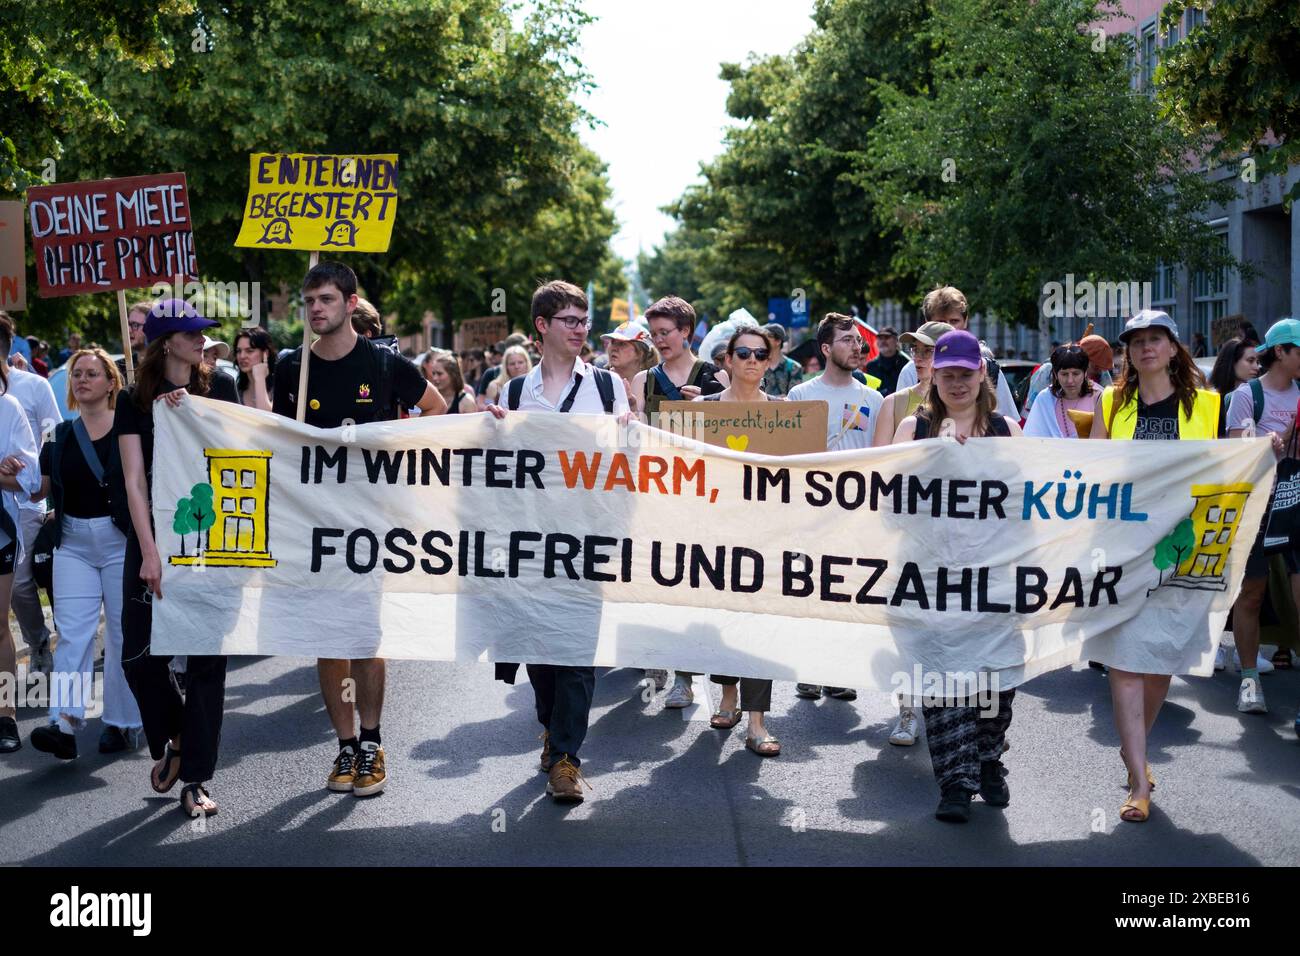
[632, 296, 728, 426]
[488, 280, 629, 803]
[115, 301, 151, 382]
[787, 314, 884, 705]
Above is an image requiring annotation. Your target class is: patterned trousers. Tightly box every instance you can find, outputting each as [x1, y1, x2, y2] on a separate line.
[922, 690, 1015, 792]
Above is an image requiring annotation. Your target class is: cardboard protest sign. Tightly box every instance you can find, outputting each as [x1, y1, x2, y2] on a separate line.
[26, 173, 198, 297]
[456, 315, 508, 351]
[153, 400, 1274, 692]
[233, 153, 399, 253]
[0, 202, 25, 310]
[656, 400, 828, 455]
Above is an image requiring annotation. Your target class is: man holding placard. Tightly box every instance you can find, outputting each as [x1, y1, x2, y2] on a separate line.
[271, 260, 445, 798]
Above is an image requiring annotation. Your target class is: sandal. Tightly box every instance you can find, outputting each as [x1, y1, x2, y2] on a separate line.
[1120, 792, 1150, 823]
[745, 734, 781, 757]
[151, 743, 182, 794]
[180, 783, 218, 818]
[710, 708, 742, 730]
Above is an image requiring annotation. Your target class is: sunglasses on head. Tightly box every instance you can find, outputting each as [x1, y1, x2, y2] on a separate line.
[732, 346, 770, 361]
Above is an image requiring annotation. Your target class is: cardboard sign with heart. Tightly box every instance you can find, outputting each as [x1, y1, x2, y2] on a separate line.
[657, 401, 828, 455]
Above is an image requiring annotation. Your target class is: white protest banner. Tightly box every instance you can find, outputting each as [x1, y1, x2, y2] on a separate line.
[152, 398, 1275, 693]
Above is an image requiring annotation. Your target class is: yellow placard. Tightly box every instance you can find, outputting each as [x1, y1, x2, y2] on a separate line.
[233, 152, 399, 253]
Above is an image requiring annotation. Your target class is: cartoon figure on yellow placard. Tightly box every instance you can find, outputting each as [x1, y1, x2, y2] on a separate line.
[1150, 483, 1252, 594]
[170, 449, 276, 568]
[258, 217, 293, 245]
[321, 219, 357, 248]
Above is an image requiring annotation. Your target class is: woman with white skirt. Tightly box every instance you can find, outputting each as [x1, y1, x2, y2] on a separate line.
[30, 349, 141, 759]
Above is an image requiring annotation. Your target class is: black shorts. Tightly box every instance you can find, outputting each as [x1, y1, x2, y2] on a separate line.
[0, 541, 14, 575]
[1244, 523, 1300, 579]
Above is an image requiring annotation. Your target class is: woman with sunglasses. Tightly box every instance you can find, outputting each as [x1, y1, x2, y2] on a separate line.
[893, 330, 1022, 823]
[1088, 310, 1221, 824]
[692, 327, 782, 756]
[1023, 344, 1101, 438]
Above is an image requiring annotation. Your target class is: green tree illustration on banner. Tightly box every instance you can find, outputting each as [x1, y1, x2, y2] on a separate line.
[173, 483, 216, 557]
[1151, 517, 1197, 591]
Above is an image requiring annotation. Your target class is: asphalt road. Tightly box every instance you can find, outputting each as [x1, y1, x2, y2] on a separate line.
[3, 643, 1297, 866]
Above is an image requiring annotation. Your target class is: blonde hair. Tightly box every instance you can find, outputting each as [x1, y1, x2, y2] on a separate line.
[500, 345, 533, 380]
[922, 286, 968, 322]
[65, 348, 124, 411]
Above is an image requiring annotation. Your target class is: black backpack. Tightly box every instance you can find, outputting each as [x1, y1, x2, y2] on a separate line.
[283, 335, 400, 421]
[507, 366, 615, 413]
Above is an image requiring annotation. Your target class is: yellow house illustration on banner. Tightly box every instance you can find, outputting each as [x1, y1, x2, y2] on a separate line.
[170, 449, 276, 568]
[1166, 483, 1252, 590]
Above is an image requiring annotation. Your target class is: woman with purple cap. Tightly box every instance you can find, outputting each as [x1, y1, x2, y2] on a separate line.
[1089, 309, 1220, 824]
[893, 330, 1022, 823]
[115, 298, 239, 817]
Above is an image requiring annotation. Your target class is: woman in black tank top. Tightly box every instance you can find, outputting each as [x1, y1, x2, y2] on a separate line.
[896, 332, 1023, 823]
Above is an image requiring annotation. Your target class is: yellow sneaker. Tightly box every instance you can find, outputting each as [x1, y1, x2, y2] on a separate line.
[327, 745, 357, 792]
[353, 742, 387, 797]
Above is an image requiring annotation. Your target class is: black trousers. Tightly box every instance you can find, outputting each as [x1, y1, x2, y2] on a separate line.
[710, 675, 772, 712]
[525, 664, 595, 768]
[121, 532, 227, 783]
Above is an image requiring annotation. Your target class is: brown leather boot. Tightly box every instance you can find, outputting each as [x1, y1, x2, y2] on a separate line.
[545, 756, 590, 804]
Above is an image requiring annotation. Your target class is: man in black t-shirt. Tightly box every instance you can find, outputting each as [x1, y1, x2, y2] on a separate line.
[866, 326, 908, 397]
[272, 260, 445, 798]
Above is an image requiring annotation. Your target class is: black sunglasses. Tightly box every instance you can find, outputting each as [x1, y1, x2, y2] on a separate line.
[732, 346, 770, 361]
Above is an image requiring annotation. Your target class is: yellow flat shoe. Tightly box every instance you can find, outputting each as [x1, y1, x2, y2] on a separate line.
[1120, 793, 1150, 823]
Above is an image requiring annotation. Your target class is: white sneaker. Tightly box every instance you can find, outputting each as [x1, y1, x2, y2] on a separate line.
[643, 669, 668, 692]
[664, 675, 694, 709]
[1237, 677, 1268, 714]
[889, 707, 919, 746]
[1214, 645, 1228, 671]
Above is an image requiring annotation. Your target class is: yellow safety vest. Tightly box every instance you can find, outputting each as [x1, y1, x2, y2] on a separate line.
[1100, 386, 1220, 440]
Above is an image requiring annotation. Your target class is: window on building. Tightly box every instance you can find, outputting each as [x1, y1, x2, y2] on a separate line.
[1141, 24, 1157, 91]
[1186, 7, 1204, 33]
[1192, 232, 1229, 343]
[1165, 20, 1180, 48]
[1152, 260, 1177, 322]
[241, 469, 255, 488]
[221, 469, 235, 488]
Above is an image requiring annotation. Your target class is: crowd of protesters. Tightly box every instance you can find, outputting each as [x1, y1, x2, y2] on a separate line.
[0, 270, 1295, 827]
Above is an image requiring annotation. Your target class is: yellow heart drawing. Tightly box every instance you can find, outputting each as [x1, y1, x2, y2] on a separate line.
[725, 434, 749, 452]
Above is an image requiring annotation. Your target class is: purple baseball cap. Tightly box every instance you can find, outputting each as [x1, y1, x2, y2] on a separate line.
[931, 330, 983, 370]
[144, 298, 217, 344]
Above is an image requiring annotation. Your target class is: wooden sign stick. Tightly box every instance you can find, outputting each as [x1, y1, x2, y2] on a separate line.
[295, 250, 319, 422]
[116, 289, 135, 386]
